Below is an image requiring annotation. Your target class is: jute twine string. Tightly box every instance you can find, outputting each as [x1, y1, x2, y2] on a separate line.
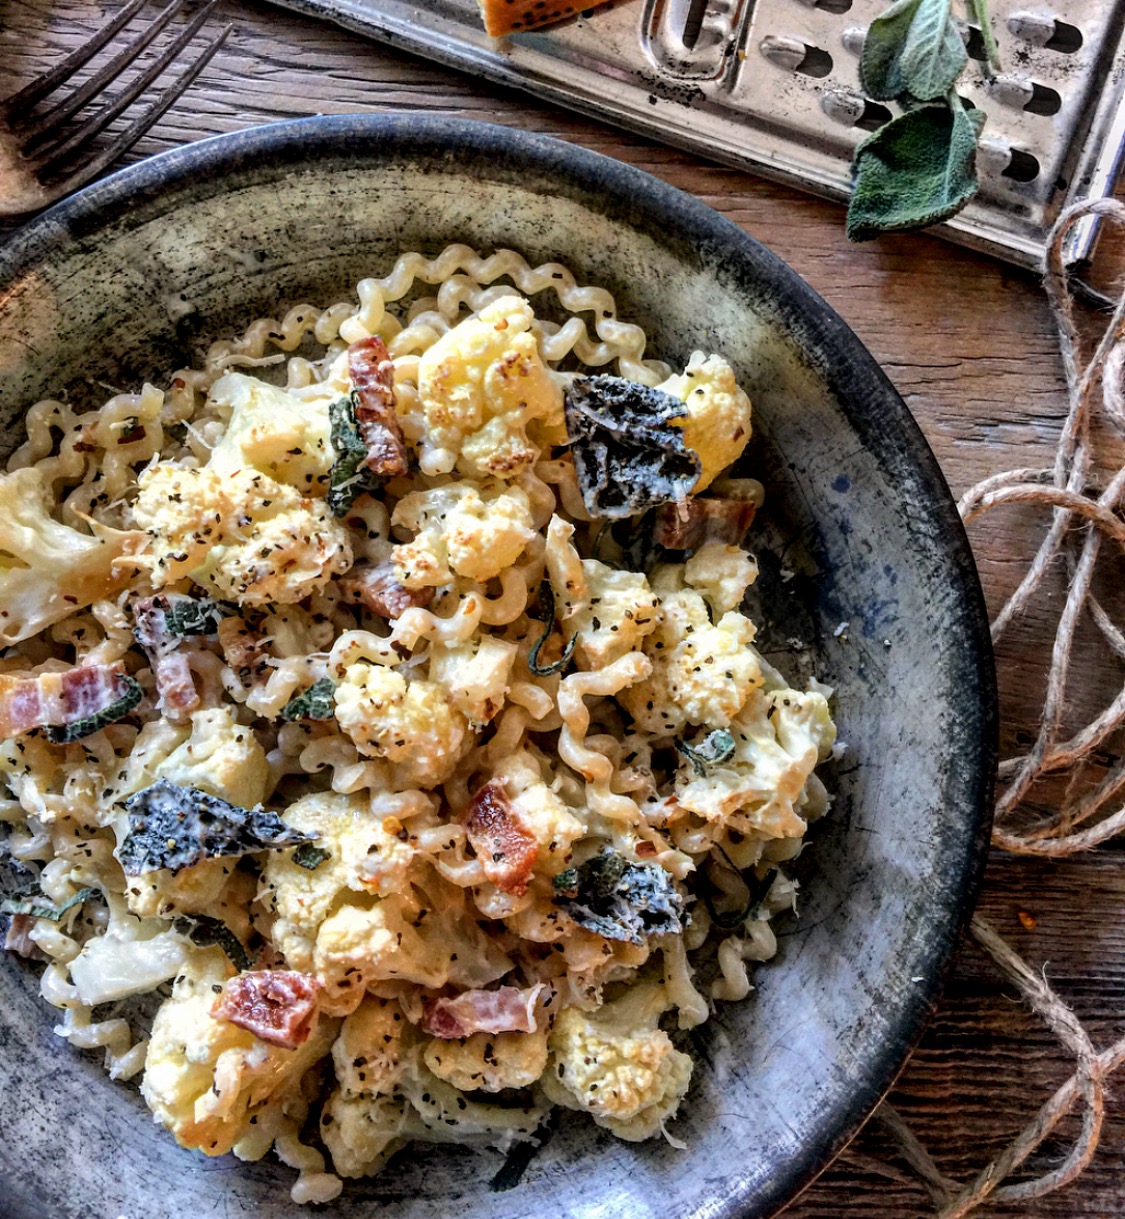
[854, 197, 1125, 1215]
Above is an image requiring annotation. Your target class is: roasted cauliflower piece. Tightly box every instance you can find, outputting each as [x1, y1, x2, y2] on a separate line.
[262, 791, 414, 977]
[332, 664, 468, 787]
[331, 996, 411, 1098]
[391, 479, 535, 589]
[486, 749, 584, 877]
[428, 636, 517, 726]
[141, 952, 337, 1157]
[415, 295, 563, 479]
[618, 587, 761, 736]
[541, 983, 692, 1140]
[683, 540, 758, 616]
[570, 560, 660, 669]
[133, 463, 351, 605]
[0, 466, 142, 646]
[658, 352, 752, 491]
[423, 1028, 549, 1092]
[674, 683, 836, 838]
[207, 372, 335, 494]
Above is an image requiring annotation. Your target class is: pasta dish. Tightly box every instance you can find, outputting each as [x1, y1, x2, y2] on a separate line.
[0, 247, 835, 1202]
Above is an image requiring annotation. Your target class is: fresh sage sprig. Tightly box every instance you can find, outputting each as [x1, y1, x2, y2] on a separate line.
[846, 0, 1000, 240]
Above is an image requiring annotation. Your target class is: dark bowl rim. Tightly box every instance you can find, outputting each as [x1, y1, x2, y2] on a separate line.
[0, 113, 998, 1218]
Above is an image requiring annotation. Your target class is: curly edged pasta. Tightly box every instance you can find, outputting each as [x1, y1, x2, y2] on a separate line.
[0, 245, 836, 1204]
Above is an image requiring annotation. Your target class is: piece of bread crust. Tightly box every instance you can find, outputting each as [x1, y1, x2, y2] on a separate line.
[478, 0, 605, 37]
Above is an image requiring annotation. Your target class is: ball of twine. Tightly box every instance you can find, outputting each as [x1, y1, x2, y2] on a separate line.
[860, 197, 1125, 1216]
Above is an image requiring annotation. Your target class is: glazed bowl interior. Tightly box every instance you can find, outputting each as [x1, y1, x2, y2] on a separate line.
[0, 115, 996, 1219]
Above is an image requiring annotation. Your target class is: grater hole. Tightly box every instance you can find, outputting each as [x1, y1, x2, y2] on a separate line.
[681, 0, 708, 51]
[1044, 19, 1083, 52]
[964, 26, 988, 60]
[1024, 82, 1061, 115]
[1002, 149, 1040, 182]
[813, 0, 853, 13]
[796, 46, 834, 76]
[760, 35, 835, 75]
[856, 100, 892, 131]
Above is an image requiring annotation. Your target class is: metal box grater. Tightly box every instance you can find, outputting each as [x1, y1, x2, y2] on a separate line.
[269, 0, 1125, 269]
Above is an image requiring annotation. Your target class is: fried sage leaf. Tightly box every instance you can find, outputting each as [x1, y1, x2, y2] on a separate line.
[173, 912, 253, 972]
[119, 778, 313, 875]
[280, 677, 337, 721]
[527, 579, 576, 677]
[1, 886, 101, 922]
[327, 392, 381, 516]
[675, 728, 737, 776]
[564, 376, 701, 519]
[44, 675, 143, 744]
[554, 847, 685, 944]
[291, 843, 331, 871]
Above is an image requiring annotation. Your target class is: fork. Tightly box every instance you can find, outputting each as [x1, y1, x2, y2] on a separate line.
[0, 0, 231, 217]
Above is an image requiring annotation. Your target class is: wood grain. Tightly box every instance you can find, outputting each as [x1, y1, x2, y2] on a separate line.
[3, 1, 1125, 1214]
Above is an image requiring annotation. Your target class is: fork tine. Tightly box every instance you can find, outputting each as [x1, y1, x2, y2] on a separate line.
[1, 0, 152, 119]
[18, 0, 193, 146]
[32, 0, 222, 169]
[44, 24, 232, 196]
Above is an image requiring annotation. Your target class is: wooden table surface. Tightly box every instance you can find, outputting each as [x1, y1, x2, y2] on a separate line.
[4, 1, 1125, 1215]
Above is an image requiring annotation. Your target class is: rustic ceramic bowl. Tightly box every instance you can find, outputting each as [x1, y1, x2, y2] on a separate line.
[0, 115, 996, 1219]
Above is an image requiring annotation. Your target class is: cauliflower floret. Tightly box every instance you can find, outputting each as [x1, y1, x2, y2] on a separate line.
[618, 589, 761, 735]
[207, 372, 334, 494]
[0, 466, 143, 646]
[265, 803, 512, 1008]
[541, 983, 692, 1140]
[321, 1072, 548, 1178]
[428, 636, 517, 726]
[262, 791, 414, 976]
[141, 952, 337, 1157]
[320, 1090, 411, 1178]
[570, 560, 660, 669]
[332, 996, 411, 1097]
[674, 683, 836, 838]
[657, 352, 752, 491]
[423, 1028, 548, 1092]
[312, 882, 512, 1003]
[133, 463, 351, 605]
[156, 707, 270, 809]
[416, 295, 564, 478]
[487, 750, 584, 877]
[684, 540, 758, 616]
[122, 708, 270, 921]
[333, 664, 468, 787]
[391, 480, 534, 589]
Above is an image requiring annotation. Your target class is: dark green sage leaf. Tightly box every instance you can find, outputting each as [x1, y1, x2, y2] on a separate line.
[327, 392, 380, 517]
[1, 886, 101, 922]
[554, 847, 685, 944]
[527, 579, 576, 677]
[675, 728, 737, 777]
[860, 0, 924, 98]
[899, 0, 967, 99]
[173, 913, 253, 972]
[846, 99, 985, 241]
[291, 843, 331, 871]
[44, 675, 144, 744]
[280, 677, 337, 721]
[161, 596, 233, 637]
